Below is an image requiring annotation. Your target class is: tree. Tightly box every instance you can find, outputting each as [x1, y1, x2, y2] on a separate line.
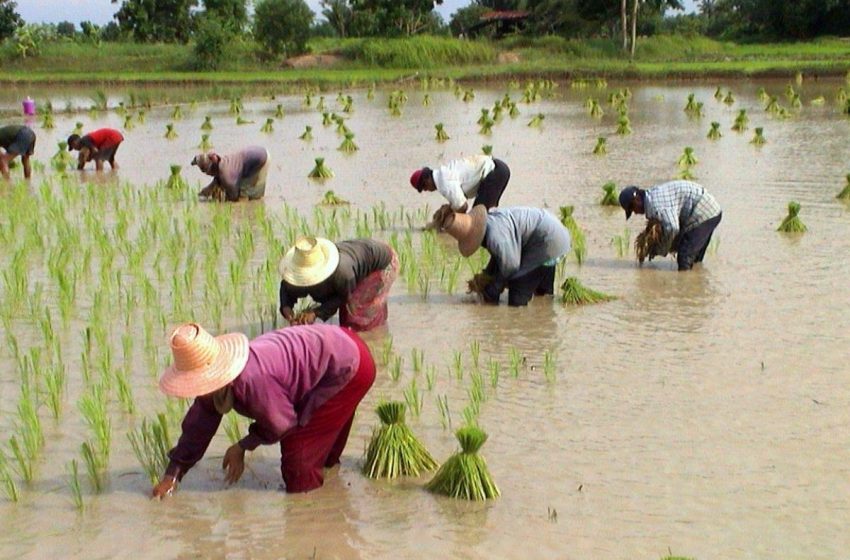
[449, 4, 489, 36]
[0, 0, 21, 41]
[349, 0, 443, 36]
[202, 0, 248, 34]
[321, 0, 353, 38]
[253, 0, 313, 57]
[111, 0, 198, 43]
[193, 14, 230, 69]
[56, 21, 77, 38]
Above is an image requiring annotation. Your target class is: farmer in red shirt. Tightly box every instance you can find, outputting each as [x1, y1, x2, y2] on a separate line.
[67, 128, 124, 171]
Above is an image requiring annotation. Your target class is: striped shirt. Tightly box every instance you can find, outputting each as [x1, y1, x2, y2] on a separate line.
[644, 181, 721, 255]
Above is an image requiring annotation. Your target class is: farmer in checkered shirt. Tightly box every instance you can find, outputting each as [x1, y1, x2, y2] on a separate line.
[619, 181, 722, 271]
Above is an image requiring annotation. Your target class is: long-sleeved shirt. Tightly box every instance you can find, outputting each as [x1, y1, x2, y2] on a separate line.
[216, 146, 269, 201]
[482, 207, 571, 286]
[432, 155, 496, 210]
[279, 240, 393, 321]
[165, 325, 361, 479]
[644, 180, 722, 255]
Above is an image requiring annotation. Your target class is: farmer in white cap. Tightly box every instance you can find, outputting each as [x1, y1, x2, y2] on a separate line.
[434, 204, 571, 306]
[191, 146, 269, 201]
[152, 322, 376, 497]
[409, 154, 511, 212]
[279, 237, 399, 332]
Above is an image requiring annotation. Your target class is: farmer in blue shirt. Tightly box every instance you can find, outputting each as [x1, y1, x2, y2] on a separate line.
[619, 181, 722, 271]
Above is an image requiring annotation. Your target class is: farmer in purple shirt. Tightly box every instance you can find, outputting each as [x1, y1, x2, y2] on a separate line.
[152, 322, 376, 497]
[191, 146, 269, 201]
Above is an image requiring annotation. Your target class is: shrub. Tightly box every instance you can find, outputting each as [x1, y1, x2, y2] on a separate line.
[253, 0, 313, 58]
[193, 15, 231, 70]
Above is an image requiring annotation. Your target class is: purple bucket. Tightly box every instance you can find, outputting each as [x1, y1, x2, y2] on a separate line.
[22, 97, 36, 116]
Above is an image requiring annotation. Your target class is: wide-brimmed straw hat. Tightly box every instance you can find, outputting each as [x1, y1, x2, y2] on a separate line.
[159, 323, 249, 398]
[279, 236, 340, 287]
[436, 204, 488, 257]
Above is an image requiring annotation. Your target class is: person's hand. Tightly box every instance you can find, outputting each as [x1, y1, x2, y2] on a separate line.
[222, 443, 245, 485]
[458, 202, 469, 214]
[292, 311, 317, 325]
[152, 475, 177, 499]
[281, 306, 294, 323]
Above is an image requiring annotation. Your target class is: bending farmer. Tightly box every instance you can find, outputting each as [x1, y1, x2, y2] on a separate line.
[192, 146, 269, 201]
[436, 205, 571, 306]
[410, 154, 510, 211]
[619, 180, 722, 271]
[0, 125, 36, 179]
[153, 322, 375, 497]
[279, 237, 399, 332]
[67, 128, 124, 171]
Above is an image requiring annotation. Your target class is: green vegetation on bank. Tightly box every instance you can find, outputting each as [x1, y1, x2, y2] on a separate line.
[2, 35, 850, 85]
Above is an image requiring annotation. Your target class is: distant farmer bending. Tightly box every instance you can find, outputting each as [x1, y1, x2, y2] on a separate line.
[0, 124, 36, 179]
[192, 146, 269, 201]
[67, 128, 124, 171]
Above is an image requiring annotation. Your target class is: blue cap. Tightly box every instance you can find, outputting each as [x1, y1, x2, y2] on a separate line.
[619, 186, 640, 219]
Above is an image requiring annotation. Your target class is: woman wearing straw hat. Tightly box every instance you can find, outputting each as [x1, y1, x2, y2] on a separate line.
[191, 146, 269, 201]
[152, 322, 376, 497]
[434, 204, 571, 306]
[279, 237, 399, 332]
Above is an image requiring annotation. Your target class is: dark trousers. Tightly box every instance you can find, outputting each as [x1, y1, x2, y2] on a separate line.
[507, 264, 556, 306]
[472, 159, 510, 209]
[677, 213, 722, 271]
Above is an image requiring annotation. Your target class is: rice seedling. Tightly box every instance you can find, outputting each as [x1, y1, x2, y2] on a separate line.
[319, 190, 349, 206]
[198, 134, 213, 150]
[45, 362, 65, 420]
[338, 133, 359, 153]
[67, 460, 84, 511]
[508, 348, 523, 378]
[509, 102, 520, 118]
[470, 340, 481, 370]
[488, 359, 500, 389]
[380, 335, 394, 366]
[127, 413, 172, 485]
[707, 121, 722, 140]
[600, 182, 618, 206]
[732, 109, 749, 132]
[300, 125, 313, 141]
[41, 112, 55, 129]
[479, 118, 495, 135]
[723, 91, 735, 105]
[836, 174, 850, 201]
[411, 348, 424, 375]
[426, 425, 499, 501]
[589, 100, 604, 118]
[616, 114, 632, 135]
[80, 441, 104, 492]
[171, 105, 183, 120]
[678, 147, 698, 169]
[559, 277, 615, 306]
[592, 137, 607, 156]
[403, 378, 423, 417]
[0, 452, 19, 502]
[422, 93, 432, 107]
[78, 384, 111, 465]
[543, 350, 557, 383]
[434, 123, 450, 142]
[777, 201, 807, 233]
[436, 395, 452, 429]
[260, 118, 274, 133]
[389, 355, 403, 381]
[425, 365, 437, 391]
[308, 157, 334, 180]
[452, 351, 463, 380]
[8, 436, 33, 483]
[72, 121, 84, 135]
[482, 145, 493, 156]
[528, 113, 545, 127]
[165, 165, 188, 190]
[164, 123, 177, 140]
[362, 401, 437, 479]
[751, 127, 767, 145]
[236, 116, 254, 125]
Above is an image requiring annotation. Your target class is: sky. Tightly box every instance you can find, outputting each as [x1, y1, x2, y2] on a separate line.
[17, 0, 697, 26]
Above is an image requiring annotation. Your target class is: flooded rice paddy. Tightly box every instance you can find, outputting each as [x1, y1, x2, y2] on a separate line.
[0, 78, 849, 560]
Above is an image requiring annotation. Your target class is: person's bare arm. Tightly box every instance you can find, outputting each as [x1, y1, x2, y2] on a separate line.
[0, 153, 10, 180]
[22, 155, 31, 179]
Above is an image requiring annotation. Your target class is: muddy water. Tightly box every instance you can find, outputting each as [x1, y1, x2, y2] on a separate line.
[1, 78, 850, 560]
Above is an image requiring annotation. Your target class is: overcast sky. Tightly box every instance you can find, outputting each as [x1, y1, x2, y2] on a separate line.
[18, 0, 697, 26]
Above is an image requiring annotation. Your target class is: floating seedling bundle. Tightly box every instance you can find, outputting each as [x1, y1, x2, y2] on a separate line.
[198, 134, 213, 150]
[320, 190, 349, 206]
[260, 118, 274, 133]
[837, 174, 850, 201]
[477, 109, 490, 126]
[635, 219, 671, 263]
[600, 182, 618, 206]
[707, 122, 722, 140]
[426, 425, 500, 501]
[678, 147, 698, 169]
[275, 104, 284, 118]
[72, 122, 84, 136]
[435, 123, 450, 142]
[482, 145, 493, 156]
[751, 127, 767, 145]
[592, 137, 607, 155]
[338, 133, 359, 153]
[479, 118, 495, 135]
[777, 201, 807, 233]
[559, 277, 615, 306]
[41, 112, 54, 129]
[171, 106, 183, 120]
[732, 109, 748, 132]
[52, 142, 74, 171]
[164, 123, 177, 139]
[165, 165, 188, 190]
[308, 157, 334, 180]
[362, 401, 437, 479]
[300, 126, 313, 141]
[236, 116, 253, 125]
[616, 114, 632, 135]
[589, 100, 604, 118]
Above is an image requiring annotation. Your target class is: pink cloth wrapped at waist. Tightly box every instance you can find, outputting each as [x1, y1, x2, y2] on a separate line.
[339, 248, 399, 332]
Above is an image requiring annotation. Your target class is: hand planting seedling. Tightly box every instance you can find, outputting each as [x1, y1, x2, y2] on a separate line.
[600, 182, 618, 205]
[362, 401, 437, 479]
[164, 123, 177, 140]
[593, 137, 607, 155]
[338, 133, 359, 153]
[707, 122, 722, 140]
[559, 277, 615, 306]
[635, 219, 673, 263]
[467, 272, 493, 296]
[260, 119, 274, 133]
[751, 127, 767, 145]
[426, 425, 500, 501]
[434, 123, 450, 142]
[308, 157, 334, 180]
[777, 201, 807, 233]
[300, 126, 313, 141]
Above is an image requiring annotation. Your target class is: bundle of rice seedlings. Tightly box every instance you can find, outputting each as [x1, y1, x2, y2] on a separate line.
[635, 218, 670, 263]
[260, 118, 274, 133]
[584, 97, 594, 110]
[528, 113, 545, 127]
[367, 84, 375, 100]
[230, 97, 243, 115]
[478, 118, 494, 135]
[707, 122, 722, 140]
[201, 116, 213, 131]
[165, 165, 188, 190]
[362, 401, 437, 479]
[320, 190, 349, 206]
[795, 72, 804, 86]
[777, 201, 807, 233]
[590, 101, 604, 118]
[757, 87, 769, 103]
[422, 93, 431, 107]
[677, 147, 698, 169]
[785, 84, 796, 100]
[52, 141, 74, 170]
[236, 116, 254, 125]
[559, 205, 577, 229]
[303, 92, 313, 107]
[435, 123, 450, 142]
[811, 96, 826, 106]
[72, 122, 84, 136]
[731, 109, 748, 132]
[426, 425, 499, 501]
[338, 132, 358, 153]
[462, 89, 475, 102]
[751, 127, 767, 145]
[509, 102, 520, 118]
[467, 272, 493, 296]
[714, 87, 724, 101]
[308, 157, 334, 180]
[322, 112, 332, 126]
[592, 137, 607, 155]
[837, 174, 850, 201]
[137, 110, 146, 123]
[616, 114, 632, 135]
[600, 182, 618, 206]
[477, 108, 490, 126]
[765, 96, 780, 113]
[122, 114, 134, 130]
[275, 104, 284, 118]
[838, 88, 848, 103]
[559, 277, 615, 305]
[299, 126, 313, 141]
[482, 145, 493, 156]
[41, 112, 55, 129]
[492, 103, 503, 120]
[198, 134, 213, 150]
[171, 105, 182, 120]
[684, 93, 698, 113]
[678, 167, 696, 180]
[164, 123, 177, 139]
[843, 99, 850, 116]
[790, 94, 802, 109]
[723, 91, 735, 105]
[342, 95, 354, 114]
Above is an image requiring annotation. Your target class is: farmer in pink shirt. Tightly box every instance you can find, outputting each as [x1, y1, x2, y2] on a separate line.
[152, 322, 375, 497]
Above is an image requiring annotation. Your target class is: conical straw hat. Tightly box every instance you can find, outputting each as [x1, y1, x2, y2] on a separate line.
[279, 236, 340, 287]
[159, 323, 249, 398]
[440, 205, 488, 257]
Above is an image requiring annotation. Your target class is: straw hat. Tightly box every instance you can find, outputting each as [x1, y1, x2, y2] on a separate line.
[279, 236, 340, 287]
[437, 204, 489, 257]
[158, 323, 249, 398]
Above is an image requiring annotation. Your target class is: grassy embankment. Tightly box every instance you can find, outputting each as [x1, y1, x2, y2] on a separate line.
[1, 34, 850, 86]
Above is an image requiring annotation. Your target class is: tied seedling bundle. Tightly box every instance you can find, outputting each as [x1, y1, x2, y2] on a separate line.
[72, 122, 84, 136]
[479, 118, 495, 135]
[477, 109, 490, 126]
[41, 112, 55, 130]
[165, 165, 188, 190]
[714, 87, 724, 101]
[198, 134, 213, 151]
[308, 157, 334, 180]
[559, 277, 615, 306]
[317, 96, 326, 111]
[777, 201, 807, 233]
[616, 114, 632, 135]
[635, 218, 672, 263]
[482, 145, 493, 156]
[528, 113, 545, 127]
[275, 104, 284, 118]
[320, 190, 349, 206]
[322, 112, 332, 126]
[230, 97, 243, 115]
[426, 425, 500, 501]
[707, 122, 722, 140]
[837, 174, 850, 201]
[678, 147, 698, 169]
[589, 100, 604, 118]
[509, 102, 520, 118]
[164, 123, 177, 140]
[423, 93, 432, 107]
[684, 93, 700, 115]
[338, 133, 359, 153]
[201, 116, 213, 131]
[600, 182, 618, 206]
[757, 87, 769, 103]
[52, 142, 75, 171]
[236, 116, 254, 125]
[723, 91, 735, 105]
[171, 106, 183, 120]
[732, 109, 749, 132]
[123, 115, 134, 130]
[362, 401, 437, 479]
[751, 127, 767, 145]
[435, 123, 450, 142]
[260, 118, 274, 133]
[593, 137, 607, 155]
[300, 126, 313, 141]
